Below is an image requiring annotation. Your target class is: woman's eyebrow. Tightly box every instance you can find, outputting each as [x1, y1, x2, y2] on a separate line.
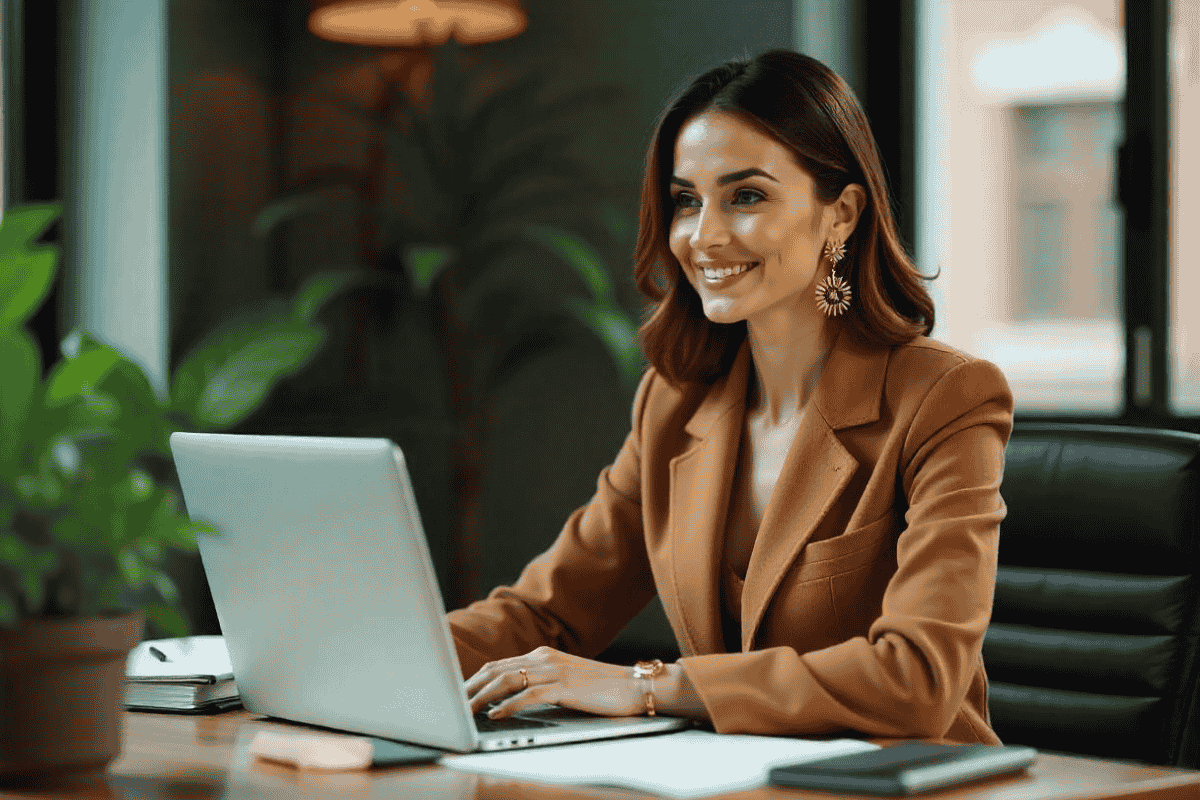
[670, 168, 778, 188]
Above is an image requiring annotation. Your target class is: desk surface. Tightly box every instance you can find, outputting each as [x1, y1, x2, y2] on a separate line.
[5, 711, 1200, 800]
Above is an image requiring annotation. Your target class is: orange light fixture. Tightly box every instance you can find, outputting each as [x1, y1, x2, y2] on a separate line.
[308, 0, 526, 47]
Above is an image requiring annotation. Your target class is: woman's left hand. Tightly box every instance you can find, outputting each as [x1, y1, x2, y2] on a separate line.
[465, 646, 645, 719]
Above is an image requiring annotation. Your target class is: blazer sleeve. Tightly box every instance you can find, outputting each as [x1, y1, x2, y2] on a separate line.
[678, 358, 1013, 738]
[446, 369, 659, 680]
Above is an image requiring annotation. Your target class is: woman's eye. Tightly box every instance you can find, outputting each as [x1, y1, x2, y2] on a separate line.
[733, 188, 765, 205]
[672, 193, 697, 208]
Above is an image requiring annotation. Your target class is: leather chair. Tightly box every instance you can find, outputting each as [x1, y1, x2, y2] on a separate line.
[985, 422, 1200, 767]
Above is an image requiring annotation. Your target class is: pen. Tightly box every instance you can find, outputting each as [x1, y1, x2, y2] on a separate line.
[149, 646, 171, 662]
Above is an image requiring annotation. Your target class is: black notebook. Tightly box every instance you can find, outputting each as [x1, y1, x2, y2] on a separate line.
[768, 741, 1037, 796]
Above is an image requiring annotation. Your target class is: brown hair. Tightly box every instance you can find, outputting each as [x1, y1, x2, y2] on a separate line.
[634, 49, 935, 387]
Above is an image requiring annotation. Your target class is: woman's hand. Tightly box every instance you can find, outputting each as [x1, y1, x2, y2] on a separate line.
[465, 646, 646, 719]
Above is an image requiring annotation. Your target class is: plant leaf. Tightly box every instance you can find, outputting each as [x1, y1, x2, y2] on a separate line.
[143, 602, 190, 637]
[116, 547, 149, 588]
[568, 298, 643, 388]
[45, 345, 123, 407]
[291, 269, 366, 323]
[148, 568, 179, 605]
[525, 225, 612, 302]
[0, 591, 16, 625]
[405, 244, 456, 295]
[253, 187, 355, 237]
[193, 323, 325, 429]
[0, 203, 62, 328]
[0, 328, 39, 468]
[0, 530, 32, 569]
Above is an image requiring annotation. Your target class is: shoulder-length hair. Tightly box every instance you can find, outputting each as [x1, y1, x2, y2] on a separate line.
[634, 49, 935, 387]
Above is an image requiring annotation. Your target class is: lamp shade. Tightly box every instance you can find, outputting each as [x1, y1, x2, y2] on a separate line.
[309, 0, 526, 46]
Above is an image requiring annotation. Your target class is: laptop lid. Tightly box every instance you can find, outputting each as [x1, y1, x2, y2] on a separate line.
[170, 432, 479, 751]
[169, 433, 690, 752]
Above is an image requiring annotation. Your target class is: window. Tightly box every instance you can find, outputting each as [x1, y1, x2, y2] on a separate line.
[918, 0, 1125, 413]
[1170, 3, 1200, 412]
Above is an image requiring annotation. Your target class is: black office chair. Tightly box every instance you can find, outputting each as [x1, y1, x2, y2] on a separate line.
[984, 422, 1200, 767]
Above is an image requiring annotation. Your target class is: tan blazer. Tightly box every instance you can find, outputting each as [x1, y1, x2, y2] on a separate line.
[448, 329, 1013, 744]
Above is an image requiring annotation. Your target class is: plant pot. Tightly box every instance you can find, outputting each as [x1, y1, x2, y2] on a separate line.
[0, 613, 143, 787]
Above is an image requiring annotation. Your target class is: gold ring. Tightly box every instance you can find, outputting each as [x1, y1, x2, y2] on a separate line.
[519, 668, 528, 690]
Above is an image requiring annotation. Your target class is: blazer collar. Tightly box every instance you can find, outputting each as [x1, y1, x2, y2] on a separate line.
[682, 326, 887, 440]
[669, 325, 890, 655]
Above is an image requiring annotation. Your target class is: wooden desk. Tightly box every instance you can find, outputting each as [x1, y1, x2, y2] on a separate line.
[4, 711, 1200, 799]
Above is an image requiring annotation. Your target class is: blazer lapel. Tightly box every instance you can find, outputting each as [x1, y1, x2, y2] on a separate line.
[740, 329, 887, 649]
[667, 341, 753, 656]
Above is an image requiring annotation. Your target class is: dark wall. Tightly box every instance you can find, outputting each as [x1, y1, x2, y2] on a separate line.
[167, 0, 793, 651]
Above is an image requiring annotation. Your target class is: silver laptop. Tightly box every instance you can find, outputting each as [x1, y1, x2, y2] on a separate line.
[169, 432, 691, 752]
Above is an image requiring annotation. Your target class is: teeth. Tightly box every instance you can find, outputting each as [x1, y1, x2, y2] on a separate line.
[703, 262, 756, 280]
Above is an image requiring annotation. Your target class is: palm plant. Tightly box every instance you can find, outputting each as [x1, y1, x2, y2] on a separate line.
[256, 41, 642, 609]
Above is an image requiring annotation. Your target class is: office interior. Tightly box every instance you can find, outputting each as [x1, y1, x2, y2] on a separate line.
[2, 0, 1198, 766]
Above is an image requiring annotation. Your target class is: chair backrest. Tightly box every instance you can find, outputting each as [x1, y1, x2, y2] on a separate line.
[985, 422, 1200, 767]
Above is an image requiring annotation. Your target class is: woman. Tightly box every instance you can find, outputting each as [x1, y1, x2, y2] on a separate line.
[448, 49, 1012, 745]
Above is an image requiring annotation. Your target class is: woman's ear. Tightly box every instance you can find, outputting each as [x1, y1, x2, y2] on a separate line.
[829, 183, 867, 241]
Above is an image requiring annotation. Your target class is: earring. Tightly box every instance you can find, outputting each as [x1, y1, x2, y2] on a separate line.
[815, 240, 851, 317]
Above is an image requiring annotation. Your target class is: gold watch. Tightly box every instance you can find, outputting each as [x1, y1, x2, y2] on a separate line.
[633, 659, 666, 716]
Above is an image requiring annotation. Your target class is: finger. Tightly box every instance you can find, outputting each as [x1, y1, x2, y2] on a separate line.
[469, 669, 534, 714]
[465, 657, 523, 697]
[487, 684, 559, 719]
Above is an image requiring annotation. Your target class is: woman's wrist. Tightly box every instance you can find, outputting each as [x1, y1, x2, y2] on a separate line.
[632, 661, 710, 721]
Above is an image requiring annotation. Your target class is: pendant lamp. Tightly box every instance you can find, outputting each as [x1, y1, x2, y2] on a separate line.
[308, 0, 526, 47]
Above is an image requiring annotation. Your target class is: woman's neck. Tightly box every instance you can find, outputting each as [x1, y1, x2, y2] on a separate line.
[745, 306, 839, 427]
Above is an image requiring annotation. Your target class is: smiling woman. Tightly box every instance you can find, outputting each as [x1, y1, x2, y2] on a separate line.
[447, 49, 1014, 746]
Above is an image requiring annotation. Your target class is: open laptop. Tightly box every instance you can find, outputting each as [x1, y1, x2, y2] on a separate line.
[168, 432, 691, 752]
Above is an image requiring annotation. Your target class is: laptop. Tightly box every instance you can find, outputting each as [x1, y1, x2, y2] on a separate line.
[169, 432, 692, 752]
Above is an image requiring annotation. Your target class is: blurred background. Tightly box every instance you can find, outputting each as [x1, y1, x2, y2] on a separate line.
[1, 0, 1195, 656]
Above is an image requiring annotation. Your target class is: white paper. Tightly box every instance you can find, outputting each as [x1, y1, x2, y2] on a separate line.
[441, 730, 879, 799]
[125, 635, 233, 680]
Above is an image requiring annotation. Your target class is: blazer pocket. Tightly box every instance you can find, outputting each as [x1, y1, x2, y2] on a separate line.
[793, 513, 895, 583]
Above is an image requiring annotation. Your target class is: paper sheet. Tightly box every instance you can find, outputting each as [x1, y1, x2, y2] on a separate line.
[440, 730, 879, 799]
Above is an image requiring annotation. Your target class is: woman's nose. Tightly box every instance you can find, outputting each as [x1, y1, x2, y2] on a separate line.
[690, 206, 732, 248]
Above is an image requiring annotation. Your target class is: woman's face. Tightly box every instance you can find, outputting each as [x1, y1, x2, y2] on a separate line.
[668, 110, 851, 326]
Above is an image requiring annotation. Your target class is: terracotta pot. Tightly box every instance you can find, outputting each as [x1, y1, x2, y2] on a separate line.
[0, 613, 143, 786]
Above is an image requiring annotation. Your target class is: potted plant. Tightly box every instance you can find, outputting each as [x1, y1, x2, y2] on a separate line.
[0, 203, 352, 785]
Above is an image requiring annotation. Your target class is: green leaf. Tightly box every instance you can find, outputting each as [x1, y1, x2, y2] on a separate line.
[291, 269, 365, 323]
[405, 245, 456, 295]
[0, 203, 62, 328]
[149, 568, 179, 605]
[0, 328, 39, 467]
[116, 547, 149, 588]
[0, 591, 16, 625]
[195, 324, 324, 429]
[51, 515, 88, 547]
[171, 312, 326, 430]
[525, 225, 612, 302]
[568, 298, 643, 388]
[253, 187, 355, 237]
[0, 531, 32, 568]
[45, 346, 123, 406]
[143, 602, 189, 638]
[158, 517, 216, 551]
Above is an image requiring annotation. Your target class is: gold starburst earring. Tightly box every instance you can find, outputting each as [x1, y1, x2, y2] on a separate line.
[815, 240, 851, 317]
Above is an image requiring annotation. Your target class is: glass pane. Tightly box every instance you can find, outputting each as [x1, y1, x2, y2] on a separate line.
[917, 0, 1125, 413]
[1170, 2, 1200, 413]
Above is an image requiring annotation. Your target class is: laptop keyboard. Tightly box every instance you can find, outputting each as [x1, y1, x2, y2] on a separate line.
[474, 707, 556, 733]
